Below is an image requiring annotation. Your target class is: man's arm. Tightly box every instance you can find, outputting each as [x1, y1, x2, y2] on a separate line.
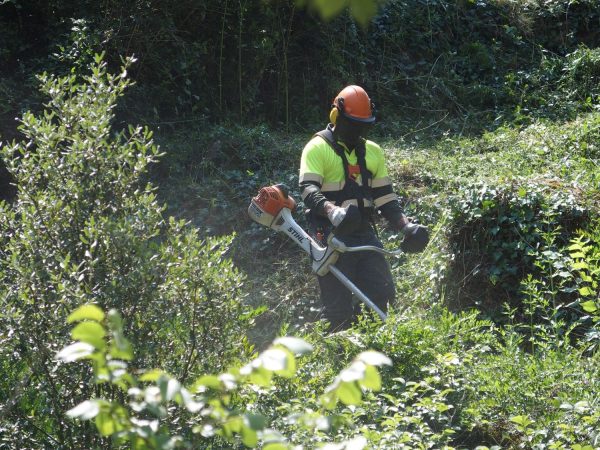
[376, 185, 428, 252]
[366, 141, 414, 232]
[300, 180, 329, 216]
[299, 138, 339, 218]
[378, 200, 409, 231]
[371, 152, 429, 251]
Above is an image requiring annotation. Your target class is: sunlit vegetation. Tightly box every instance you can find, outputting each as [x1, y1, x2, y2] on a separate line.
[1, 0, 600, 448]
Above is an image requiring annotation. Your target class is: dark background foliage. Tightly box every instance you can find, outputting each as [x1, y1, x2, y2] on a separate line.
[2, 1, 600, 448]
[2, 0, 600, 143]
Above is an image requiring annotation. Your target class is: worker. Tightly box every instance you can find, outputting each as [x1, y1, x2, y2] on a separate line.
[299, 85, 429, 331]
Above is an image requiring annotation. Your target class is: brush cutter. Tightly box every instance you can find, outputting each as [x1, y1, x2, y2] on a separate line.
[248, 184, 403, 321]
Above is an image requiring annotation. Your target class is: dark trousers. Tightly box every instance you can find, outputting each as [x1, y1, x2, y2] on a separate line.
[317, 233, 395, 332]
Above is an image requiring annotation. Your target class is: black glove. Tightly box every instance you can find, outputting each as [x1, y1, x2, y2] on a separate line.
[329, 204, 362, 236]
[400, 222, 429, 253]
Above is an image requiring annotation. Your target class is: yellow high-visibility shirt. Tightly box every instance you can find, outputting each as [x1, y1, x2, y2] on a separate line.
[299, 135, 398, 209]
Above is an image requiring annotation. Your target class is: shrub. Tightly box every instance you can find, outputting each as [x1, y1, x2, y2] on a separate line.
[55, 304, 391, 449]
[459, 326, 600, 448]
[0, 55, 253, 448]
[447, 178, 590, 316]
[504, 46, 600, 123]
[564, 221, 600, 351]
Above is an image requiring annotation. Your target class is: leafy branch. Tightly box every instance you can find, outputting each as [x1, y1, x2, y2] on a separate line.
[57, 304, 392, 449]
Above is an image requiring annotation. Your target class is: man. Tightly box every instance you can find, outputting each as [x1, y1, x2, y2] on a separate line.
[299, 85, 429, 331]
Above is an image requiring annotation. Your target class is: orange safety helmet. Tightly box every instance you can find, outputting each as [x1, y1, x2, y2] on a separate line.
[329, 85, 375, 125]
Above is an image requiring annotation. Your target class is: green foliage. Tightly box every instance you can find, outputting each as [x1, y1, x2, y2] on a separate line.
[57, 304, 391, 449]
[459, 326, 600, 447]
[0, 56, 253, 447]
[505, 46, 600, 124]
[448, 179, 589, 314]
[297, 0, 379, 27]
[158, 123, 301, 180]
[565, 223, 600, 351]
[3, 0, 600, 138]
[3, 2, 600, 448]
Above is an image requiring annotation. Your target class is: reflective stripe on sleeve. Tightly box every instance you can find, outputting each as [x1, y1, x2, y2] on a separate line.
[322, 179, 374, 191]
[299, 172, 323, 184]
[340, 198, 373, 208]
[321, 181, 345, 192]
[374, 192, 398, 208]
[372, 176, 392, 188]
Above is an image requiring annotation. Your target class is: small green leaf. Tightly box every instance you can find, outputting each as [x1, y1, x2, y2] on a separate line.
[337, 381, 362, 405]
[244, 413, 267, 431]
[572, 262, 589, 271]
[357, 351, 392, 367]
[273, 336, 313, 355]
[56, 342, 95, 362]
[276, 352, 296, 378]
[110, 336, 133, 361]
[320, 392, 337, 410]
[67, 400, 100, 420]
[440, 352, 460, 366]
[261, 429, 287, 446]
[71, 321, 106, 350]
[95, 410, 117, 436]
[67, 304, 105, 323]
[140, 369, 165, 382]
[224, 416, 243, 436]
[360, 364, 381, 391]
[579, 286, 594, 297]
[191, 375, 222, 391]
[263, 444, 289, 450]
[580, 300, 597, 313]
[510, 415, 533, 428]
[249, 367, 273, 387]
[241, 425, 258, 447]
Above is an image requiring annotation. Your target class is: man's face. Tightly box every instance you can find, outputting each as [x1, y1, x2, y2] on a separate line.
[334, 115, 372, 149]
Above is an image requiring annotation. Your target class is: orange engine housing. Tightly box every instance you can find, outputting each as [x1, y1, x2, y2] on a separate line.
[252, 185, 296, 216]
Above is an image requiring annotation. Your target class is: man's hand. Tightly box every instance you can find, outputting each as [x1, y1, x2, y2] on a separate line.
[400, 221, 429, 253]
[325, 203, 361, 235]
[327, 205, 347, 227]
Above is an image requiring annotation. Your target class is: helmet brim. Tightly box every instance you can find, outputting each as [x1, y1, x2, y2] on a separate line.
[342, 113, 376, 124]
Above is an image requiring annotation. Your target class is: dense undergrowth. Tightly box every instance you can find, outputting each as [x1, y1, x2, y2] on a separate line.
[2, 0, 600, 140]
[146, 101, 600, 448]
[2, 62, 600, 446]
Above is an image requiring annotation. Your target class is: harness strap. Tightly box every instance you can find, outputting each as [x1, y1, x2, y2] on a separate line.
[314, 127, 373, 211]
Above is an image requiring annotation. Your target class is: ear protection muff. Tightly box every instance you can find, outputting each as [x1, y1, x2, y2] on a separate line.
[329, 97, 344, 125]
[329, 107, 339, 125]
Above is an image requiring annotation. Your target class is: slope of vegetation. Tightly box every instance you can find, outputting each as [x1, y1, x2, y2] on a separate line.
[1, 0, 600, 448]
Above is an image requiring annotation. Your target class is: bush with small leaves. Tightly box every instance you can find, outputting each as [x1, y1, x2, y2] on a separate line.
[448, 179, 590, 315]
[0, 55, 254, 448]
[57, 304, 392, 449]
